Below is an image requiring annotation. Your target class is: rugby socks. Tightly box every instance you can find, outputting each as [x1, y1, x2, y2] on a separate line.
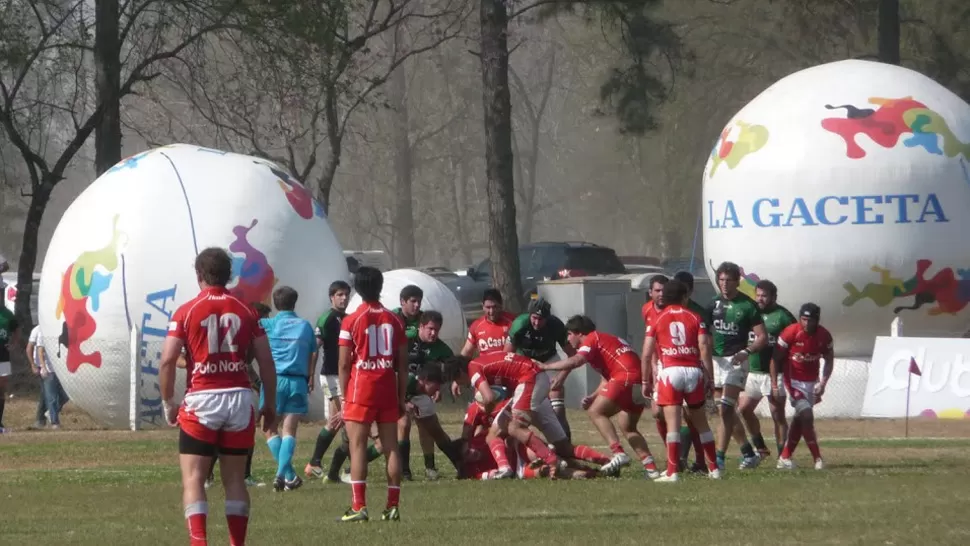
[679, 425, 692, 462]
[739, 441, 756, 459]
[715, 450, 726, 469]
[399, 440, 412, 474]
[524, 432, 556, 464]
[573, 444, 610, 464]
[488, 437, 511, 470]
[688, 423, 705, 466]
[184, 501, 208, 546]
[327, 445, 349, 481]
[387, 485, 401, 509]
[245, 448, 254, 478]
[225, 500, 249, 546]
[642, 454, 659, 473]
[609, 441, 625, 455]
[423, 453, 436, 470]
[700, 431, 718, 472]
[267, 435, 282, 467]
[351, 480, 367, 511]
[656, 420, 668, 446]
[279, 435, 297, 481]
[751, 433, 768, 452]
[556, 411, 572, 441]
[207, 457, 217, 481]
[664, 432, 680, 476]
[781, 420, 803, 459]
[803, 425, 822, 461]
[367, 444, 382, 462]
[310, 429, 336, 466]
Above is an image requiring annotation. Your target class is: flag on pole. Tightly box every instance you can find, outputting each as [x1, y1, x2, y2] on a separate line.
[909, 357, 922, 376]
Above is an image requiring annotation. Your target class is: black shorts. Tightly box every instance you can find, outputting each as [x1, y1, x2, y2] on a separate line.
[179, 428, 250, 457]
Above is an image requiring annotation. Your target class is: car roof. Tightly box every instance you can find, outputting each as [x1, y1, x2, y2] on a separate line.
[522, 241, 609, 249]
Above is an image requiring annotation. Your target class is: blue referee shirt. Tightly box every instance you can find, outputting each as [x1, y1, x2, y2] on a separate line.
[260, 311, 316, 377]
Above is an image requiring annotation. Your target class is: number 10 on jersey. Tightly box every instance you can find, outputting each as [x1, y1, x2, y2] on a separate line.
[366, 324, 395, 357]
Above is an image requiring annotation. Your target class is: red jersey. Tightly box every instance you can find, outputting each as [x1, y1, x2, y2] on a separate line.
[648, 305, 708, 369]
[777, 323, 833, 382]
[641, 300, 662, 334]
[339, 302, 407, 408]
[577, 331, 641, 383]
[167, 287, 264, 394]
[467, 351, 539, 390]
[463, 401, 506, 448]
[467, 312, 516, 356]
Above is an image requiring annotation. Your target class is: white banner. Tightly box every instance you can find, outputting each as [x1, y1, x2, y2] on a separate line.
[862, 337, 970, 419]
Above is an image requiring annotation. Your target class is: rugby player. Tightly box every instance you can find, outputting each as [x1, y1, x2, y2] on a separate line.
[460, 289, 516, 359]
[160, 247, 278, 546]
[642, 280, 721, 481]
[706, 261, 767, 470]
[772, 303, 833, 470]
[639, 275, 668, 444]
[672, 271, 713, 473]
[393, 285, 423, 338]
[739, 280, 796, 458]
[260, 286, 316, 492]
[337, 266, 409, 522]
[0, 302, 21, 433]
[542, 316, 660, 478]
[505, 298, 576, 439]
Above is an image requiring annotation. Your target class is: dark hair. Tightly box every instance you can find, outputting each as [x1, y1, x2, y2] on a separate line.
[416, 362, 444, 384]
[400, 285, 423, 302]
[354, 266, 384, 302]
[329, 280, 351, 297]
[673, 271, 694, 291]
[648, 274, 669, 290]
[273, 285, 298, 311]
[483, 288, 503, 305]
[419, 310, 443, 327]
[252, 302, 272, 319]
[441, 356, 468, 382]
[195, 247, 233, 287]
[755, 279, 778, 299]
[662, 279, 689, 307]
[715, 261, 741, 281]
[564, 315, 596, 335]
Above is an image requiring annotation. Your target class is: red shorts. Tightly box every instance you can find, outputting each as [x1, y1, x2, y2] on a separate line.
[179, 390, 256, 451]
[343, 401, 399, 424]
[600, 378, 647, 413]
[656, 366, 706, 408]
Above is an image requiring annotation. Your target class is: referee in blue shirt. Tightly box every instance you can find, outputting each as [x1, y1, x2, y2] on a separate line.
[260, 286, 317, 492]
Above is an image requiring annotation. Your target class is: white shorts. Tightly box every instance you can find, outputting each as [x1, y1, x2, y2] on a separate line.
[179, 389, 255, 439]
[320, 375, 342, 421]
[713, 356, 748, 389]
[410, 394, 437, 419]
[744, 372, 785, 399]
[493, 396, 565, 445]
[788, 379, 817, 414]
[0, 361, 10, 377]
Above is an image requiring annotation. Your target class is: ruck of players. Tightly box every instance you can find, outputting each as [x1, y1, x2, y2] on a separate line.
[162, 251, 835, 543]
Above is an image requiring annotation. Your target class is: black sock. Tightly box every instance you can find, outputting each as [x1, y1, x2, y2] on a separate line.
[423, 453, 436, 470]
[679, 427, 692, 461]
[740, 442, 756, 458]
[751, 433, 768, 451]
[245, 447, 254, 477]
[327, 444, 349, 480]
[310, 428, 336, 466]
[207, 456, 218, 480]
[0, 397, 5, 426]
[439, 440, 463, 471]
[400, 440, 412, 474]
[557, 412, 571, 441]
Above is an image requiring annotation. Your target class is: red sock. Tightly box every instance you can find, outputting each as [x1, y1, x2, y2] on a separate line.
[524, 432, 555, 464]
[802, 424, 822, 460]
[351, 481, 367, 511]
[522, 466, 539, 479]
[225, 501, 249, 546]
[573, 444, 610, 464]
[184, 502, 207, 546]
[642, 455, 658, 472]
[387, 485, 400, 509]
[781, 420, 803, 459]
[609, 441, 625, 455]
[688, 422, 704, 464]
[665, 432, 680, 476]
[656, 420, 668, 446]
[488, 438, 511, 468]
[700, 430, 718, 472]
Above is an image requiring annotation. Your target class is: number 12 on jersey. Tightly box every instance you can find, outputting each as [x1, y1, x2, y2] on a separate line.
[366, 323, 396, 357]
[202, 313, 241, 354]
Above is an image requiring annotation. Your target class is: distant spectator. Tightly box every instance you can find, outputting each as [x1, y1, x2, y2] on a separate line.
[0, 251, 8, 274]
[27, 324, 68, 430]
[0, 303, 21, 433]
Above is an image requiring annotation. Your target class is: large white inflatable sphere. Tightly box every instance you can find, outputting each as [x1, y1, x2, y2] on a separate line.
[38, 144, 348, 428]
[703, 60, 970, 356]
[347, 269, 466, 351]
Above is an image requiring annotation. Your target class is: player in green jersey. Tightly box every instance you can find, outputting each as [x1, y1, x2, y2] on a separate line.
[393, 285, 423, 339]
[706, 261, 767, 471]
[738, 280, 796, 458]
[0, 304, 21, 433]
[504, 298, 576, 439]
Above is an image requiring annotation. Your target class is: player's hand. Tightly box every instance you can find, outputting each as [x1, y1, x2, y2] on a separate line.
[814, 382, 826, 398]
[451, 381, 462, 399]
[327, 413, 344, 431]
[406, 400, 419, 417]
[307, 378, 315, 394]
[771, 385, 780, 399]
[641, 383, 652, 401]
[260, 406, 277, 434]
[163, 399, 179, 427]
[731, 350, 749, 366]
[432, 389, 442, 403]
[31, 366, 40, 376]
[581, 394, 595, 410]
[550, 373, 566, 391]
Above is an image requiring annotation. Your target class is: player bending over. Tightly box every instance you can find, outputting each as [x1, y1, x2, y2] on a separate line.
[772, 303, 833, 471]
[401, 357, 464, 476]
[337, 267, 408, 522]
[160, 247, 278, 546]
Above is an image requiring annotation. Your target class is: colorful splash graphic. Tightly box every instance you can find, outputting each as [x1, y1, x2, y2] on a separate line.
[228, 219, 277, 306]
[254, 161, 325, 220]
[56, 215, 124, 372]
[918, 408, 970, 419]
[842, 260, 970, 316]
[106, 150, 152, 174]
[821, 97, 970, 160]
[708, 121, 770, 177]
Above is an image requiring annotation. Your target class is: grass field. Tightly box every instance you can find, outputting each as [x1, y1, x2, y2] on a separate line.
[3, 397, 970, 545]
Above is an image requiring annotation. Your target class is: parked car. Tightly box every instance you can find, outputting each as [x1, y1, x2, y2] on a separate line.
[442, 242, 628, 323]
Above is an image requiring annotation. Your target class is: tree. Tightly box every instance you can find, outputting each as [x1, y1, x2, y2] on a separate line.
[94, 0, 121, 175]
[878, 0, 900, 64]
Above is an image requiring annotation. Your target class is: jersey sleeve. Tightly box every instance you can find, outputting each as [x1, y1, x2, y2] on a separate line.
[508, 314, 529, 345]
[338, 314, 354, 347]
[167, 305, 187, 340]
[577, 341, 599, 360]
[776, 324, 796, 348]
[822, 328, 834, 351]
[314, 312, 329, 339]
[468, 361, 487, 389]
[697, 315, 709, 336]
[645, 318, 658, 339]
[747, 300, 764, 326]
[463, 402, 482, 427]
[466, 320, 478, 343]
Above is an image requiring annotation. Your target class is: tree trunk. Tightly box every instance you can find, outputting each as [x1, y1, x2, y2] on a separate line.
[14, 182, 52, 332]
[316, 85, 342, 214]
[877, 0, 900, 65]
[389, 46, 416, 267]
[94, 0, 122, 175]
[480, 0, 524, 312]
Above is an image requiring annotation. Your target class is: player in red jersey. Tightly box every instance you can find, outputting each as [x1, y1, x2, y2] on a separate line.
[337, 267, 409, 522]
[460, 288, 516, 358]
[642, 280, 721, 481]
[771, 303, 833, 471]
[540, 315, 660, 478]
[159, 248, 278, 546]
[638, 275, 671, 449]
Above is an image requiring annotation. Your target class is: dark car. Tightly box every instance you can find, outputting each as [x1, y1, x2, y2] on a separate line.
[443, 242, 627, 323]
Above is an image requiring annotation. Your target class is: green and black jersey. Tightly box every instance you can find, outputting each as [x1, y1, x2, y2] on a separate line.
[407, 337, 454, 375]
[392, 307, 420, 340]
[748, 304, 796, 373]
[509, 313, 566, 362]
[705, 292, 763, 357]
[0, 307, 19, 363]
[314, 308, 345, 375]
[406, 373, 420, 399]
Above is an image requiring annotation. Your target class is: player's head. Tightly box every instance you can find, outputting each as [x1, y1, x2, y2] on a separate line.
[418, 310, 443, 343]
[799, 302, 821, 334]
[528, 297, 551, 329]
[564, 315, 596, 348]
[194, 247, 233, 288]
[399, 285, 423, 318]
[354, 266, 383, 303]
[441, 356, 469, 383]
[273, 285, 298, 312]
[648, 274, 668, 305]
[673, 271, 694, 296]
[715, 261, 742, 298]
[661, 279, 689, 307]
[415, 362, 445, 398]
[329, 280, 351, 312]
[755, 279, 778, 311]
[482, 289, 503, 321]
[251, 302, 272, 319]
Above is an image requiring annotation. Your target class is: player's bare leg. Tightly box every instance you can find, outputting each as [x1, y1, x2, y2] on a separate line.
[657, 404, 685, 481]
[376, 421, 403, 520]
[732, 392, 763, 467]
[506, 410, 560, 470]
[779, 398, 822, 470]
[587, 396, 634, 474]
[415, 415, 462, 477]
[651, 401, 668, 448]
[307, 398, 343, 479]
[343, 420, 371, 521]
[682, 410, 706, 473]
[715, 383, 742, 471]
[484, 418, 515, 479]
[396, 413, 413, 480]
[180, 454, 212, 546]
[684, 406, 721, 478]
[616, 408, 660, 479]
[218, 454, 251, 545]
[768, 393, 789, 457]
[737, 392, 765, 454]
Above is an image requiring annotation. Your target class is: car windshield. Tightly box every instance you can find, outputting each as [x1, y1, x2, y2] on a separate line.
[564, 248, 626, 274]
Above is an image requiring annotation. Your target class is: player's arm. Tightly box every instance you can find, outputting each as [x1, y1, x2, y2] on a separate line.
[641, 334, 657, 391]
[25, 331, 36, 373]
[540, 352, 586, 372]
[699, 333, 714, 381]
[460, 336, 477, 358]
[770, 333, 791, 391]
[251, 334, 277, 408]
[159, 332, 185, 424]
[36, 345, 49, 374]
[746, 308, 767, 354]
[818, 335, 835, 396]
[396, 339, 409, 411]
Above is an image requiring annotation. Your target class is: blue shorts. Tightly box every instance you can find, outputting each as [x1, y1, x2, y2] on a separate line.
[261, 375, 309, 416]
